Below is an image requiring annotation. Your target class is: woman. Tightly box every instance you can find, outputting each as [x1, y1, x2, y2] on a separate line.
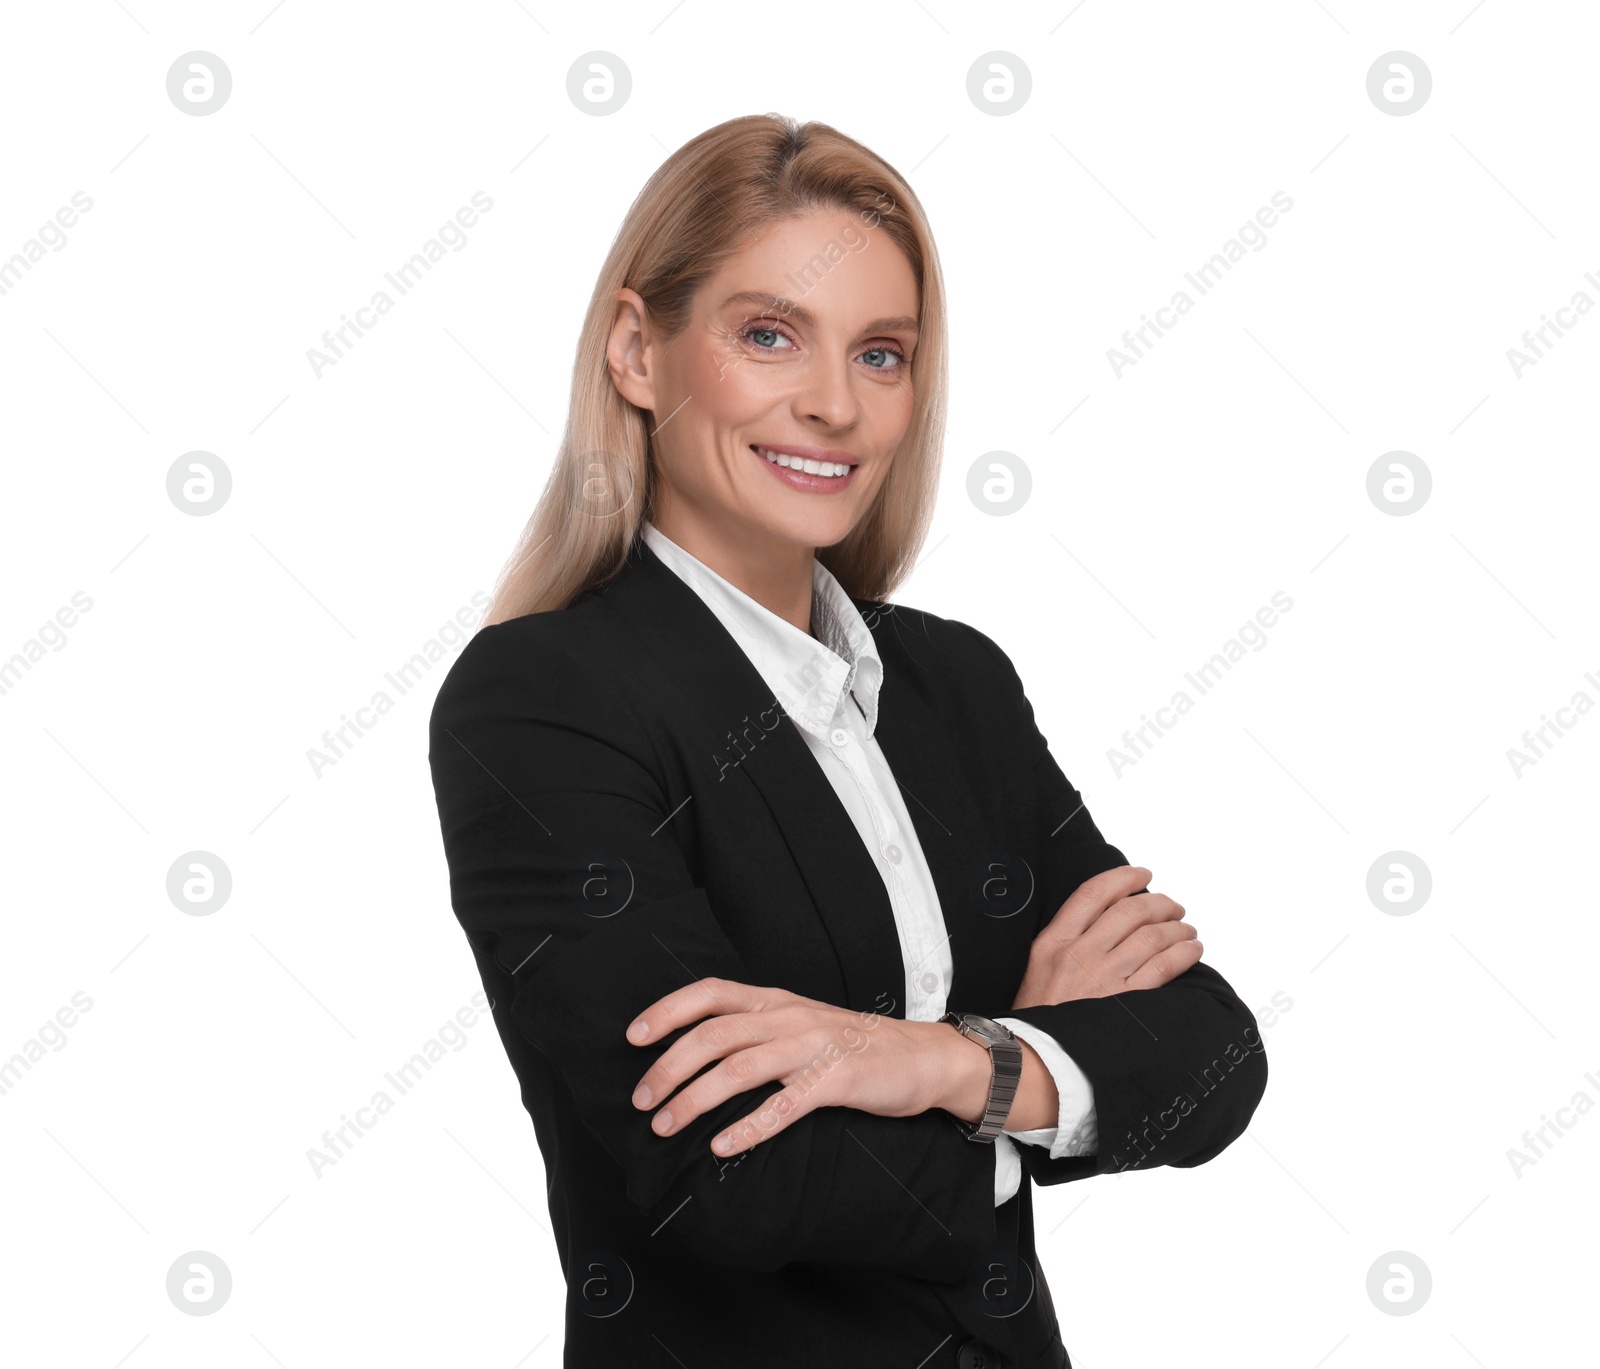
[429, 114, 1267, 1369]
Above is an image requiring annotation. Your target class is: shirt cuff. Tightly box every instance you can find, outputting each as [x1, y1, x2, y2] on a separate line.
[995, 1016, 1098, 1160]
[993, 1132, 1022, 1206]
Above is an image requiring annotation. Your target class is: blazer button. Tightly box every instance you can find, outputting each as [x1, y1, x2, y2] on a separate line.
[956, 1338, 1005, 1369]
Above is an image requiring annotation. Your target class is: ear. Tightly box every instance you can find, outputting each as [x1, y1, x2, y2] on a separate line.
[606, 288, 656, 410]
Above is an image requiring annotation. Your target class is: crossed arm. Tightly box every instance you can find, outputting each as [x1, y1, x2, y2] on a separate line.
[428, 621, 1267, 1279]
[624, 862, 1201, 1161]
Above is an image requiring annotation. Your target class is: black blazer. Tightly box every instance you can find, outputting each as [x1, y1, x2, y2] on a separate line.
[427, 534, 1267, 1369]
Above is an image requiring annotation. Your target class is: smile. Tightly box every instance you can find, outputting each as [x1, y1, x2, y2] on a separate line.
[752, 445, 854, 478]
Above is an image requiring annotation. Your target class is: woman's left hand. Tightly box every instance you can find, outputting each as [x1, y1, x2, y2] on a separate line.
[625, 977, 964, 1158]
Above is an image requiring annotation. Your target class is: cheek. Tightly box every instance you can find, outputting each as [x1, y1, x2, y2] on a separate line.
[684, 338, 775, 427]
[869, 381, 917, 443]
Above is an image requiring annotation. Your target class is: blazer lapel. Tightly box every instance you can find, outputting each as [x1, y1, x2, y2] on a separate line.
[593, 537, 911, 1018]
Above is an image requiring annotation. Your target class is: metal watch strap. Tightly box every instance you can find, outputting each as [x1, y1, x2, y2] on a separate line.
[940, 1011, 1023, 1143]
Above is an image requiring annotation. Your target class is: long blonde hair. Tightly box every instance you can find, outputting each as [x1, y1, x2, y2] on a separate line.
[482, 113, 949, 626]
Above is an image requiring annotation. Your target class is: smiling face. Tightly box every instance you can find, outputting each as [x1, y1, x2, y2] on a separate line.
[607, 207, 922, 568]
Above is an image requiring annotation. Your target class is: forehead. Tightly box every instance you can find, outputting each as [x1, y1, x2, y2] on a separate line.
[702, 209, 920, 328]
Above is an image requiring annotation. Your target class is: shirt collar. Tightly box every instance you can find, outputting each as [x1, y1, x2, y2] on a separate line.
[641, 521, 883, 740]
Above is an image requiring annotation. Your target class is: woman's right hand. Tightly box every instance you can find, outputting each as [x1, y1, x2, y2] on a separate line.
[1010, 865, 1202, 1010]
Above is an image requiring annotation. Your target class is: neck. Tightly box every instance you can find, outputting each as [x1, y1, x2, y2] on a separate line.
[649, 505, 816, 635]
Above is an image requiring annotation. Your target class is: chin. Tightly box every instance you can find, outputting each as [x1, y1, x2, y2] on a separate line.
[754, 506, 856, 552]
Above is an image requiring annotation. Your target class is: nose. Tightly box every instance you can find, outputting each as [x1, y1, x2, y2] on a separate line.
[793, 354, 859, 431]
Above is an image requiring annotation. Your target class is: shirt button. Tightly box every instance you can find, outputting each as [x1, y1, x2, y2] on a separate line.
[884, 844, 901, 863]
[919, 971, 939, 994]
[829, 727, 849, 747]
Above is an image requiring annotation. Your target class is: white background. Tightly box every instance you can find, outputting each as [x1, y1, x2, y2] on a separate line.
[2, 1, 1595, 1364]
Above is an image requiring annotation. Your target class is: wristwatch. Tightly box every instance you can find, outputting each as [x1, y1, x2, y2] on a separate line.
[939, 1011, 1023, 1143]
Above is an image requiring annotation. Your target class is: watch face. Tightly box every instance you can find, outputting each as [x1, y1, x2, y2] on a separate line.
[963, 1014, 1010, 1042]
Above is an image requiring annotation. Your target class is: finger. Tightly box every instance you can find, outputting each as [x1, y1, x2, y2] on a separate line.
[1039, 865, 1152, 944]
[1090, 893, 1187, 951]
[1078, 891, 1185, 952]
[1121, 938, 1204, 992]
[633, 1007, 780, 1116]
[653, 1026, 823, 1138]
[712, 1078, 823, 1157]
[1105, 919, 1197, 979]
[626, 976, 777, 1046]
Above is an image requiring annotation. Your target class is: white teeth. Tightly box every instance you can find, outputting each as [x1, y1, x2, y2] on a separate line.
[756, 446, 850, 477]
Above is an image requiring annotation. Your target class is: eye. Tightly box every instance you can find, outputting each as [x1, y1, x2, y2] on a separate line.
[739, 321, 796, 352]
[736, 321, 909, 375]
[858, 344, 908, 373]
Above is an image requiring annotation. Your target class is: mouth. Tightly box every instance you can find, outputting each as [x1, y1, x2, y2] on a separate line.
[749, 443, 858, 483]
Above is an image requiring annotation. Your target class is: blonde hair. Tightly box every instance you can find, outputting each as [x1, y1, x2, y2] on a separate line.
[482, 112, 949, 625]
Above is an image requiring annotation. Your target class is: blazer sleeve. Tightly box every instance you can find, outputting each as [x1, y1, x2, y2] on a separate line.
[428, 620, 1001, 1280]
[956, 622, 1268, 1184]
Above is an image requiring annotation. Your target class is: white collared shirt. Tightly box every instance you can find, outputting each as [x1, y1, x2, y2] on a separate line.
[642, 521, 1097, 1206]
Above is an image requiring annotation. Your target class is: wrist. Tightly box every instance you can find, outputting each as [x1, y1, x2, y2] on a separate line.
[930, 1018, 997, 1124]
[996, 1036, 1054, 1131]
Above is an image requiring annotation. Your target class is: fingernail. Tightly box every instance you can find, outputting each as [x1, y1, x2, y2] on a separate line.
[713, 1133, 734, 1153]
[653, 1109, 673, 1134]
[632, 1083, 652, 1108]
[628, 1020, 649, 1043]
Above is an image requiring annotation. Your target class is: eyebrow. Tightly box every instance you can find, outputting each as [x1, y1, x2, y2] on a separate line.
[719, 289, 919, 337]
